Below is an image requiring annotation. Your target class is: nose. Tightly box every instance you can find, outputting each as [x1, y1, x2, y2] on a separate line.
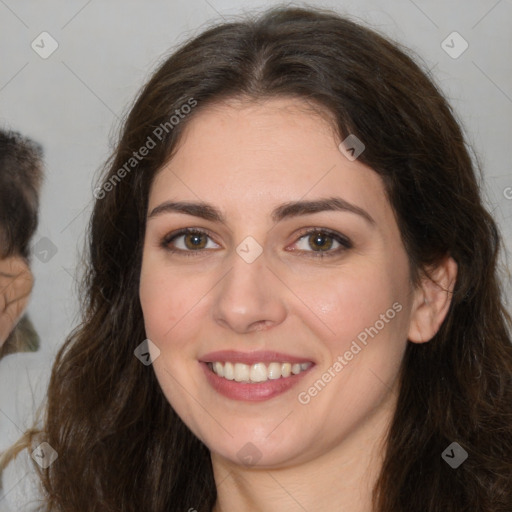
[211, 249, 287, 335]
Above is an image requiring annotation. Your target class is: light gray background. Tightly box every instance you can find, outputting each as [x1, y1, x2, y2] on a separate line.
[1, 0, 511, 362]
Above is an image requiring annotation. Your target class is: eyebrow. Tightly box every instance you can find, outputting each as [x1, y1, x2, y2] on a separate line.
[148, 197, 375, 225]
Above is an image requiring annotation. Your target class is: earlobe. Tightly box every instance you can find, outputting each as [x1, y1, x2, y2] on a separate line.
[408, 256, 458, 344]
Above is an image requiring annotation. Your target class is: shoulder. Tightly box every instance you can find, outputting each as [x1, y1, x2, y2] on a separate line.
[0, 351, 52, 453]
[0, 448, 45, 512]
[0, 351, 52, 511]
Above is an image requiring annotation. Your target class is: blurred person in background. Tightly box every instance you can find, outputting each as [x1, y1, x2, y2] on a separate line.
[0, 129, 43, 359]
[0, 128, 48, 509]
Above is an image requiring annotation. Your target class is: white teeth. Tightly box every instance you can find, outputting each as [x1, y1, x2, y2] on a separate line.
[291, 363, 301, 374]
[213, 362, 224, 377]
[267, 362, 282, 379]
[209, 361, 312, 383]
[224, 362, 234, 380]
[234, 363, 249, 382]
[281, 363, 291, 378]
[250, 363, 268, 382]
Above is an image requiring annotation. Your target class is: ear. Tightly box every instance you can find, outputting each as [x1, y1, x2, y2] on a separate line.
[408, 255, 458, 344]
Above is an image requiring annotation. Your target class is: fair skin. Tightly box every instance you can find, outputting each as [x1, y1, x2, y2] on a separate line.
[0, 255, 33, 348]
[139, 97, 457, 511]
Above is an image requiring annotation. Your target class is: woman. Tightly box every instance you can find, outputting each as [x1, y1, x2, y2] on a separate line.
[1, 5, 511, 511]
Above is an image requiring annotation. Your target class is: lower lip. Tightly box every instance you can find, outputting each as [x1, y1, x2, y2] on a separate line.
[200, 362, 313, 402]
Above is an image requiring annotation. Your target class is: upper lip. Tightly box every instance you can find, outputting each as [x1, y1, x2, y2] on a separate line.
[199, 350, 314, 365]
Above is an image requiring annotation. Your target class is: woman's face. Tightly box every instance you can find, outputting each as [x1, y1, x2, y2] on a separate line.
[140, 97, 420, 469]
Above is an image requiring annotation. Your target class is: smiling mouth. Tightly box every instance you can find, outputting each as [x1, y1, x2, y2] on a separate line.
[207, 361, 313, 383]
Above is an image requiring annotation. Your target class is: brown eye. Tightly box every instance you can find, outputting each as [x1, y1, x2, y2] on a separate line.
[183, 232, 208, 250]
[162, 228, 220, 256]
[308, 232, 334, 251]
[292, 228, 352, 258]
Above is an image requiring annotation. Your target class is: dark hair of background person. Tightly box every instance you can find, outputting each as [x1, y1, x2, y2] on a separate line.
[2, 5, 511, 511]
[0, 129, 42, 358]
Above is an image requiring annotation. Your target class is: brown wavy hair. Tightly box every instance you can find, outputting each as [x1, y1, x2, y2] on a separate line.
[2, 5, 511, 511]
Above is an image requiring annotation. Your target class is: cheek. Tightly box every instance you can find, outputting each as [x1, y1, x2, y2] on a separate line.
[139, 266, 205, 424]
[139, 262, 200, 342]
[301, 272, 407, 405]
[308, 266, 404, 346]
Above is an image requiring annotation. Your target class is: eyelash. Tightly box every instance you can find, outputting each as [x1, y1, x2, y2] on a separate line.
[161, 227, 352, 259]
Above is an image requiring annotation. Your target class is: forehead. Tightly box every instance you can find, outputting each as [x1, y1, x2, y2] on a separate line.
[149, 97, 393, 227]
